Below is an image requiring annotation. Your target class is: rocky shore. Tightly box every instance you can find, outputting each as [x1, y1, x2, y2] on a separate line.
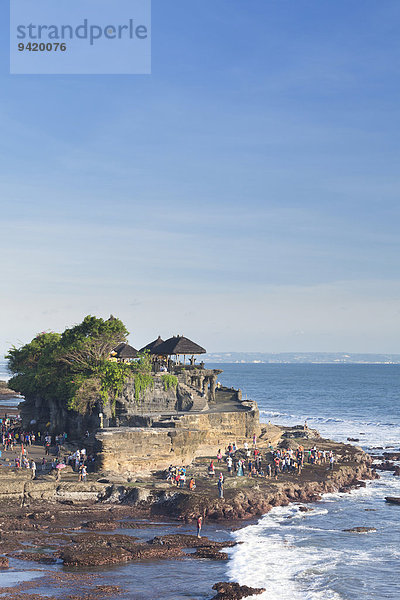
[0, 380, 18, 401]
[0, 424, 378, 600]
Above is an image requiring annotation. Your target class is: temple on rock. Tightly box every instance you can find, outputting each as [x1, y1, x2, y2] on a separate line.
[18, 332, 261, 477]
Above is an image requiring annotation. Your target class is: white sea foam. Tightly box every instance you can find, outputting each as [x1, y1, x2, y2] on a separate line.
[227, 474, 400, 600]
[228, 505, 346, 600]
[260, 409, 400, 449]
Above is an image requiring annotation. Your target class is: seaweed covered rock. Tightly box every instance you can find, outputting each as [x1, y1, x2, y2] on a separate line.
[193, 547, 229, 560]
[210, 581, 265, 600]
[150, 534, 235, 549]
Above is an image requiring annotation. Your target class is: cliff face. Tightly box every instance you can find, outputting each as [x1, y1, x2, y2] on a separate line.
[18, 376, 181, 434]
[95, 403, 261, 476]
[18, 369, 225, 435]
[19, 393, 99, 436]
[111, 378, 180, 426]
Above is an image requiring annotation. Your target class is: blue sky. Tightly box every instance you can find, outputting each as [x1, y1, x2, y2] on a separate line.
[1, 0, 400, 355]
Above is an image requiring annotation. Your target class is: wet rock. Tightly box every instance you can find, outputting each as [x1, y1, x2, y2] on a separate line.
[347, 438, 360, 442]
[61, 532, 191, 566]
[393, 467, 400, 477]
[0, 556, 9, 568]
[375, 461, 396, 471]
[62, 545, 134, 566]
[150, 534, 235, 549]
[343, 527, 377, 533]
[383, 452, 400, 461]
[210, 581, 265, 600]
[82, 520, 118, 531]
[193, 547, 229, 560]
[9, 551, 57, 564]
[385, 497, 400, 505]
[299, 506, 313, 512]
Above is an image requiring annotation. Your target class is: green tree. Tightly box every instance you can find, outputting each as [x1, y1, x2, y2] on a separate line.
[7, 315, 135, 416]
[57, 315, 128, 371]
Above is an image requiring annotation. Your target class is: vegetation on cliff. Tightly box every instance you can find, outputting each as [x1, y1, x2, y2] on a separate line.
[161, 374, 178, 391]
[7, 315, 155, 416]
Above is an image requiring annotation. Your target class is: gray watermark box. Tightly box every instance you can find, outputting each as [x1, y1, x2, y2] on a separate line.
[10, 0, 151, 75]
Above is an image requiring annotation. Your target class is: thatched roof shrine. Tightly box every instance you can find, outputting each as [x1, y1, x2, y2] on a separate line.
[155, 336, 206, 356]
[139, 336, 164, 354]
[112, 343, 138, 360]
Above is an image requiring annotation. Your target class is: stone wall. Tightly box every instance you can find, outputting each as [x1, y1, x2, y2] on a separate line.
[113, 378, 179, 424]
[95, 401, 261, 476]
[95, 427, 208, 475]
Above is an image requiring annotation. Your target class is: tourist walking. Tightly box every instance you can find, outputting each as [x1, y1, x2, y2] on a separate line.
[226, 455, 233, 474]
[197, 515, 203, 538]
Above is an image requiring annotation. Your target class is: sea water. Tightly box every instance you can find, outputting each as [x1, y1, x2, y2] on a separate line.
[214, 364, 400, 600]
[0, 358, 10, 382]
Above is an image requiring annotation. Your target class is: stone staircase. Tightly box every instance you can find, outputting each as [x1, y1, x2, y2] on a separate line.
[177, 382, 208, 412]
[151, 415, 182, 429]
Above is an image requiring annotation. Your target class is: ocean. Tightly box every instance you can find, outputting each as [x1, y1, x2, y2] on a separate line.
[0, 358, 22, 406]
[0, 360, 399, 599]
[0, 358, 10, 382]
[214, 364, 400, 600]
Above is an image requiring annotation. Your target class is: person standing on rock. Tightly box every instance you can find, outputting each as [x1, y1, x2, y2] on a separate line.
[30, 460, 36, 480]
[218, 475, 224, 499]
[208, 460, 215, 478]
[197, 516, 203, 538]
[226, 455, 233, 475]
[274, 456, 280, 480]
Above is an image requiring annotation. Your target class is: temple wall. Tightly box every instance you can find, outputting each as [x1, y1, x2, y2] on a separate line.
[95, 402, 261, 476]
[115, 378, 179, 417]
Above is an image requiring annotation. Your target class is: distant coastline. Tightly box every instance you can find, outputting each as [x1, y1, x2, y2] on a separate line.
[205, 352, 400, 364]
[2, 353, 400, 371]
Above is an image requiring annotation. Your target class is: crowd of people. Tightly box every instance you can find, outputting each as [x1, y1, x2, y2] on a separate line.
[0, 417, 94, 482]
[218, 439, 336, 480]
[166, 465, 197, 490]
[164, 433, 336, 498]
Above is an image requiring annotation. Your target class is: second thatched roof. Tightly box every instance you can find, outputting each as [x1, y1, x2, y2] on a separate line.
[155, 335, 206, 356]
[139, 336, 165, 354]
